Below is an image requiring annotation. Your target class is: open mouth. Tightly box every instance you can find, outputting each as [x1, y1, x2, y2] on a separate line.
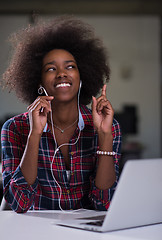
[55, 82, 71, 89]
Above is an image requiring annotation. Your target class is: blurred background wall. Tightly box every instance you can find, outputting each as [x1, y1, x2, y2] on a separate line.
[0, 0, 161, 162]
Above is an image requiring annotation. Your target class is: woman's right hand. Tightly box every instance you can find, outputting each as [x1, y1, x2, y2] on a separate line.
[27, 96, 54, 137]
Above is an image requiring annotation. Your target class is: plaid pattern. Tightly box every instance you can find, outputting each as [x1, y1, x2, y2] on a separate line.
[1, 105, 121, 213]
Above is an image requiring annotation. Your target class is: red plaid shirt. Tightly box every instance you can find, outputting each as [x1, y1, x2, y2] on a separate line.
[1, 105, 121, 213]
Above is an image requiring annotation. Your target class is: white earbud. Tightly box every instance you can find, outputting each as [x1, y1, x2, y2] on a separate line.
[79, 80, 82, 89]
[38, 85, 48, 96]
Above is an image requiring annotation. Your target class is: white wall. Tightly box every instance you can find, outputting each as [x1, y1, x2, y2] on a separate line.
[81, 16, 161, 159]
[0, 15, 29, 120]
[0, 15, 161, 159]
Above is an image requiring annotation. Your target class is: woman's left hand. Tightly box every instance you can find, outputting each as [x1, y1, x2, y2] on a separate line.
[92, 84, 114, 134]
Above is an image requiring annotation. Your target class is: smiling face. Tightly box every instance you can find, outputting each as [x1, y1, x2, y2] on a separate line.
[41, 49, 80, 103]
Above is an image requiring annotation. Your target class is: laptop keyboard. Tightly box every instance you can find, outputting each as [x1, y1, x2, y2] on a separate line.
[84, 220, 104, 226]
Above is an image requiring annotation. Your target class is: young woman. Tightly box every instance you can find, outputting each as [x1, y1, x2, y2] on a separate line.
[1, 15, 121, 213]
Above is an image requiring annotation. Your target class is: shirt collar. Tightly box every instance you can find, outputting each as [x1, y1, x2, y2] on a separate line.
[78, 107, 85, 131]
[79, 105, 93, 127]
[43, 105, 92, 133]
[43, 123, 48, 132]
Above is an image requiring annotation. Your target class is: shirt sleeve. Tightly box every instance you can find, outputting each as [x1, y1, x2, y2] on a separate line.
[89, 119, 122, 211]
[1, 118, 39, 213]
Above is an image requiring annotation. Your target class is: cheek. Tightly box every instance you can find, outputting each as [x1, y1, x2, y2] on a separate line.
[41, 72, 54, 83]
[73, 71, 80, 81]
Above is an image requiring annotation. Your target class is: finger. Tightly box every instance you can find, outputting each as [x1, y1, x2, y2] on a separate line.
[29, 99, 52, 113]
[39, 96, 54, 101]
[96, 95, 107, 104]
[27, 96, 53, 112]
[27, 98, 40, 111]
[95, 85, 107, 103]
[32, 100, 41, 112]
[97, 99, 114, 114]
[97, 99, 107, 111]
[96, 97, 108, 110]
[101, 84, 107, 97]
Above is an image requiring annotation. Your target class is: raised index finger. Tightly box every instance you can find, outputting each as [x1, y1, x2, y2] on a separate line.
[101, 84, 107, 96]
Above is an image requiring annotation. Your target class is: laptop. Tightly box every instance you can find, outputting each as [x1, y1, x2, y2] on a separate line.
[56, 158, 162, 232]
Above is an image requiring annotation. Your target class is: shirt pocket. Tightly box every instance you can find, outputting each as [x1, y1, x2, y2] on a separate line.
[70, 151, 96, 186]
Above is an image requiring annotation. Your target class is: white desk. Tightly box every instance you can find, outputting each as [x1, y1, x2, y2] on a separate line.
[0, 210, 161, 240]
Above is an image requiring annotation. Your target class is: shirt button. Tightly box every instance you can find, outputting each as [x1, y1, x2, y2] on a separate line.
[71, 172, 74, 175]
[71, 152, 74, 156]
[67, 189, 70, 194]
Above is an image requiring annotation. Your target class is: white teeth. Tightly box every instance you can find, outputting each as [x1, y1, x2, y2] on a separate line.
[56, 83, 71, 88]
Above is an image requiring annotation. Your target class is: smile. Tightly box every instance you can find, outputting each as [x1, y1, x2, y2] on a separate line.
[55, 83, 71, 88]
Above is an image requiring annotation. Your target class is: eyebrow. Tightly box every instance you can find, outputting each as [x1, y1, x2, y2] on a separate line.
[42, 60, 76, 69]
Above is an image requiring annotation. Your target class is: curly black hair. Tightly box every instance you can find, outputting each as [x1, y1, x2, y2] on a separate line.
[2, 15, 110, 105]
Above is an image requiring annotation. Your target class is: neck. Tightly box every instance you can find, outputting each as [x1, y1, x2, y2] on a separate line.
[50, 100, 79, 126]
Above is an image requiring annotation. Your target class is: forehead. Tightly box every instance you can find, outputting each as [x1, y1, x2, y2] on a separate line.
[43, 49, 75, 64]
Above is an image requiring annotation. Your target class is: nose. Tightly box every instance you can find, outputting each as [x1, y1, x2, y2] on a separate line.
[56, 68, 67, 79]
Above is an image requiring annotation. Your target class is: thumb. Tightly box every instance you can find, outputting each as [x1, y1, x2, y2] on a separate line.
[92, 96, 97, 113]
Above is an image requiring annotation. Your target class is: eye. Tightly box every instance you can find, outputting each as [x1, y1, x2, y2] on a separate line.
[66, 65, 76, 70]
[45, 67, 56, 72]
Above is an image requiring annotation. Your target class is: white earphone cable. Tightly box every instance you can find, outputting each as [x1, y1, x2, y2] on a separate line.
[40, 83, 82, 212]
